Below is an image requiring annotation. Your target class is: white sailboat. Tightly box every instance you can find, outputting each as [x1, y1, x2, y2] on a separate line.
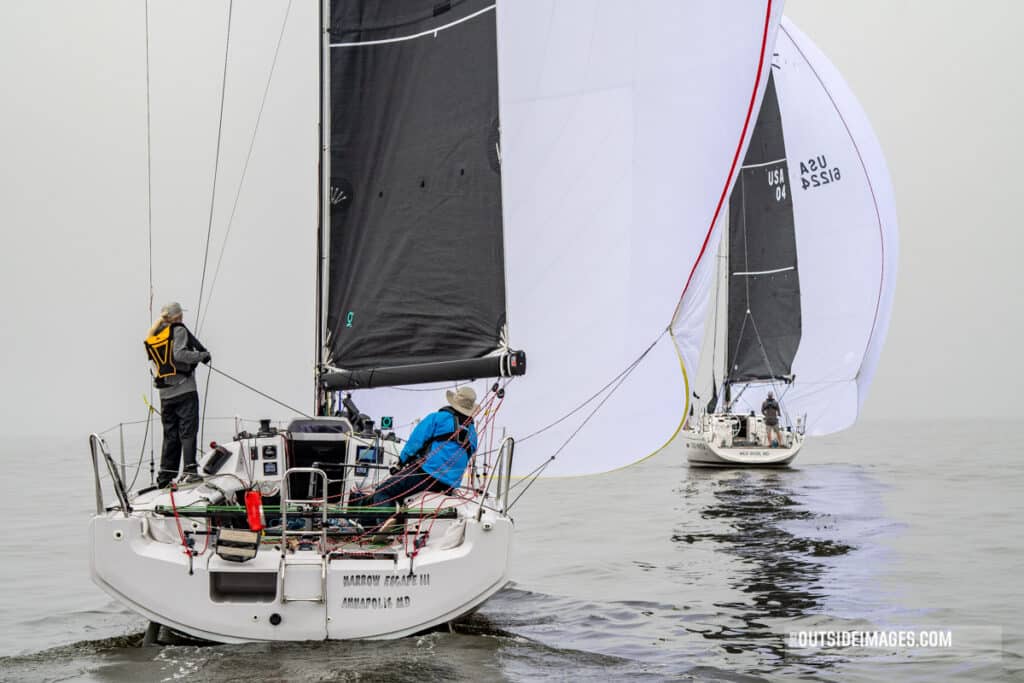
[681, 17, 899, 467]
[88, 1, 787, 642]
[91, 0, 523, 643]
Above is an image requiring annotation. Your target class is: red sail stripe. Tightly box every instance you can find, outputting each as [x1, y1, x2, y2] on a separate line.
[673, 0, 775, 318]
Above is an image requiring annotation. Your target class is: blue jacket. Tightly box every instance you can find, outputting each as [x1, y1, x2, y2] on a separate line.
[399, 409, 478, 489]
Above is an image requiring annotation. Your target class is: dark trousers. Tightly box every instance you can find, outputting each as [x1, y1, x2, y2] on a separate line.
[159, 391, 199, 486]
[352, 465, 451, 509]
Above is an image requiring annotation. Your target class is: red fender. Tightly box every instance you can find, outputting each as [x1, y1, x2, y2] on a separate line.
[244, 490, 265, 532]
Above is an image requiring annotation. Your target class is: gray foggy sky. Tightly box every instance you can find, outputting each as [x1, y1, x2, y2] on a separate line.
[1, 1, 1021, 437]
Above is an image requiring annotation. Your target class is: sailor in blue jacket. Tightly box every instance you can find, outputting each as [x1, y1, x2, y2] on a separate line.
[361, 386, 479, 508]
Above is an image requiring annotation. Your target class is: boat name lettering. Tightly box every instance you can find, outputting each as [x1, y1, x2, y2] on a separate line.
[342, 573, 431, 588]
[384, 573, 430, 588]
[343, 574, 381, 587]
[340, 596, 411, 609]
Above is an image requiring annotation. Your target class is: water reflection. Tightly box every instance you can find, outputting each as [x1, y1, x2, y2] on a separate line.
[674, 466, 861, 674]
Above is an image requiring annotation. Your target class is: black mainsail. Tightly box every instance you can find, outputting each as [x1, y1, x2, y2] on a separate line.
[319, 1, 523, 391]
[725, 73, 801, 386]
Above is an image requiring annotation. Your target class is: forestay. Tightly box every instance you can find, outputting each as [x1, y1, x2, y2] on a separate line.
[712, 18, 899, 434]
[348, 0, 784, 475]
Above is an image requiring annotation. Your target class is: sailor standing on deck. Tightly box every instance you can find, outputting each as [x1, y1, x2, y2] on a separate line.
[762, 391, 783, 448]
[144, 302, 211, 488]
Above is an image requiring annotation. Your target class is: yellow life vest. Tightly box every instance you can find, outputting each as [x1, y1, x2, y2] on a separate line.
[145, 324, 177, 379]
[144, 323, 205, 387]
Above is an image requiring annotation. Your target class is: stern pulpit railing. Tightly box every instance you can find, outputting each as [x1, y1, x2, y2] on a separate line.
[88, 433, 132, 517]
[477, 436, 515, 519]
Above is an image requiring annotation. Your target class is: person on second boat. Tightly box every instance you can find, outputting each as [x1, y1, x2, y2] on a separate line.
[358, 386, 479, 507]
[762, 391, 783, 448]
[144, 301, 211, 488]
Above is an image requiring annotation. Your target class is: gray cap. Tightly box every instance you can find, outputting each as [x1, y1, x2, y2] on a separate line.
[161, 301, 186, 318]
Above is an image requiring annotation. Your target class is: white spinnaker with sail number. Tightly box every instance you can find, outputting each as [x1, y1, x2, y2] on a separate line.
[676, 17, 899, 435]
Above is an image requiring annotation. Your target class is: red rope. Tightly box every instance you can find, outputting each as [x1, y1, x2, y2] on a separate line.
[167, 485, 191, 556]
[345, 387, 503, 509]
[198, 522, 213, 555]
[333, 385, 508, 549]
[412, 392, 506, 552]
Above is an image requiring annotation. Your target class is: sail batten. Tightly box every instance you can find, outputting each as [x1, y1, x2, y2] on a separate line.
[329, 4, 496, 47]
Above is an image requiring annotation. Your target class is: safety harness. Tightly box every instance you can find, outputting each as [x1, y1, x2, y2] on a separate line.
[409, 406, 475, 461]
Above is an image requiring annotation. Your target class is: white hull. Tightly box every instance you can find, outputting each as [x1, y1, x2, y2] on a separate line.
[87, 421, 517, 642]
[90, 495, 511, 642]
[683, 413, 803, 467]
[683, 432, 801, 467]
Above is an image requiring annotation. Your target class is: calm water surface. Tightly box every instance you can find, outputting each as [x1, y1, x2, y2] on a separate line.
[1, 420, 1021, 681]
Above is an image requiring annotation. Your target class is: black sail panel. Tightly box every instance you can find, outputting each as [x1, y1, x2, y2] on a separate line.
[326, 0, 505, 376]
[726, 73, 802, 384]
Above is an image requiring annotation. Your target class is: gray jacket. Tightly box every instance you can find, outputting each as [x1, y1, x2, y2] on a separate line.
[157, 324, 206, 401]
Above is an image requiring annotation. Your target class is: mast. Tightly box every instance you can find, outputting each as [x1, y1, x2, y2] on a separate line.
[315, 0, 331, 415]
[718, 208, 730, 412]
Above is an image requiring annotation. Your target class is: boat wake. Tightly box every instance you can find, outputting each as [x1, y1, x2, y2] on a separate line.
[0, 593, 653, 683]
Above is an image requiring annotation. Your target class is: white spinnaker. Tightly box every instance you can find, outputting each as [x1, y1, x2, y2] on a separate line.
[352, 0, 784, 476]
[716, 18, 899, 434]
